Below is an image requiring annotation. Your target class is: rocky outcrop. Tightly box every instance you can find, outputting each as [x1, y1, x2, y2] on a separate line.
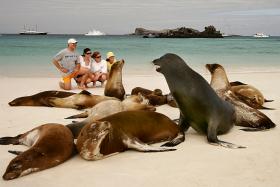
[134, 25, 223, 38]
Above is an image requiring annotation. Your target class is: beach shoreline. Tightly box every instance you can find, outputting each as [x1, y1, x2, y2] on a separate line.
[0, 71, 279, 187]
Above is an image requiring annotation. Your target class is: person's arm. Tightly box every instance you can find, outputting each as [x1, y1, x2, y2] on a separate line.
[52, 59, 69, 73]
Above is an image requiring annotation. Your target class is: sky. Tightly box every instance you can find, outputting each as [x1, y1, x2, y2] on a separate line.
[1, 0, 280, 35]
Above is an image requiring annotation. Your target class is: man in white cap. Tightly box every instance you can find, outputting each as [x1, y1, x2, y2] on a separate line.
[52, 38, 81, 90]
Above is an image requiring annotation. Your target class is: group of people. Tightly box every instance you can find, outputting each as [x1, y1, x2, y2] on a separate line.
[52, 38, 117, 90]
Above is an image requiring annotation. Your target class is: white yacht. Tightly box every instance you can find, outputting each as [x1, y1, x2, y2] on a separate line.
[253, 33, 269, 38]
[85, 29, 105, 36]
[19, 25, 47, 35]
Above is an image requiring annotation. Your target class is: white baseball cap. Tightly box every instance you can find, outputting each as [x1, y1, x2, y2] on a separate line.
[67, 38, 78, 44]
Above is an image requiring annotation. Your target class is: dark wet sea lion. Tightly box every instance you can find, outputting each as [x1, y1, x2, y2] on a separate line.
[153, 53, 243, 148]
[0, 124, 74, 180]
[47, 90, 119, 109]
[104, 60, 126, 100]
[206, 63, 276, 131]
[8, 90, 75, 107]
[75, 111, 184, 160]
[229, 81, 274, 109]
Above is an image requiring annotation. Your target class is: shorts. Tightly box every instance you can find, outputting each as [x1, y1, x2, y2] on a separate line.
[62, 74, 72, 83]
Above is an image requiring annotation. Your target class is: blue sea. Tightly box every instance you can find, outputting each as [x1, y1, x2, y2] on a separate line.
[0, 34, 279, 77]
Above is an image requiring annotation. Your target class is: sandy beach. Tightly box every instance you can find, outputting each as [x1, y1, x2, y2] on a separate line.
[0, 72, 279, 187]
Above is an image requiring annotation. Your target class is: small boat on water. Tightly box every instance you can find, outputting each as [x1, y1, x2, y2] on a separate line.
[253, 33, 269, 38]
[19, 25, 47, 35]
[85, 29, 105, 36]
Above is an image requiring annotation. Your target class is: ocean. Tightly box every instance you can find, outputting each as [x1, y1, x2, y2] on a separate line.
[0, 34, 279, 77]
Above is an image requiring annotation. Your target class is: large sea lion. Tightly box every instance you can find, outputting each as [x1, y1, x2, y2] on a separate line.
[47, 90, 119, 110]
[0, 124, 75, 180]
[104, 60, 126, 100]
[75, 111, 185, 161]
[8, 90, 75, 107]
[153, 53, 243, 148]
[205, 63, 276, 131]
[229, 81, 274, 109]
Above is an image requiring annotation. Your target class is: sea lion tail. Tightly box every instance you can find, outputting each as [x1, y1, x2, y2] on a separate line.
[240, 117, 276, 131]
[161, 132, 185, 147]
[0, 134, 22, 145]
[65, 111, 89, 119]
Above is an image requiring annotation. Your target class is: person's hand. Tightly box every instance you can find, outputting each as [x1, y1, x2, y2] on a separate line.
[60, 67, 69, 73]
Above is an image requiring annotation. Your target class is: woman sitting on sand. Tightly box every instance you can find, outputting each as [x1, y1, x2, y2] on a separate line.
[91, 51, 107, 87]
[75, 48, 94, 89]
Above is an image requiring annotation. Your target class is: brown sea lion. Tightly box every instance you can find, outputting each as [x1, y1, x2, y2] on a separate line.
[229, 81, 274, 109]
[47, 90, 119, 110]
[75, 111, 185, 161]
[0, 124, 75, 180]
[66, 94, 156, 138]
[206, 63, 276, 131]
[104, 60, 126, 100]
[8, 90, 75, 107]
[153, 53, 244, 148]
[131, 87, 168, 106]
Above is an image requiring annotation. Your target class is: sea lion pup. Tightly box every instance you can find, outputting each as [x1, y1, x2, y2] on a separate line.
[8, 90, 75, 107]
[75, 111, 184, 161]
[104, 60, 126, 100]
[0, 124, 74, 180]
[131, 87, 168, 106]
[47, 90, 119, 110]
[229, 81, 274, 109]
[66, 94, 156, 138]
[206, 63, 276, 131]
[153, 53, 244, 149]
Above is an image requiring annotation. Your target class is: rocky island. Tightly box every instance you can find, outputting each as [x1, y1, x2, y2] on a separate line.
[134, 25, 223, 38]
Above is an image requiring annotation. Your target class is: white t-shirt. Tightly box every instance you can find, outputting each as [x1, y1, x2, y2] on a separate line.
[79, 56, 92, 69]
[91, 59, 107, 73]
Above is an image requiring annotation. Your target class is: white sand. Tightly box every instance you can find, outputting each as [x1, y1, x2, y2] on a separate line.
[0, 72, 279, 187]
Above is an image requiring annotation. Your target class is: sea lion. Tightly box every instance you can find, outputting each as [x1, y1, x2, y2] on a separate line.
[75, 111, 185, 161]
[0, 124, 74, 180]
[205, 63, 276, 131]
[131, 87, 168, 106]
[153, 53, 243, 148]
[8, 90, 75, 107]
[66, 94, 156, 138]
[104, 60, 126, 100]
[229, 81, 274, 109]
[47, 90, 119, 110]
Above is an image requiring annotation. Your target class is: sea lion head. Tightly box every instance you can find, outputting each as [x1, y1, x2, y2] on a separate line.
[3, 151, 42, 180]
[152, 53, 186, 75]
[205, 63, 224, 74]
[77, 121, 111, 160]
[110, 59, 125, 73]
[8, 97, 33, 106]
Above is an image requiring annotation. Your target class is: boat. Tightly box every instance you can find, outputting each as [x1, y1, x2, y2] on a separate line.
[19, 25, 47, 35]
[253, 33, 269, 38]
[85, 29, 105, 36]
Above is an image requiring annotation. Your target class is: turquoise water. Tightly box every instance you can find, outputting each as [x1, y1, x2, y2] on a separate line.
[0, 34, 279, 77]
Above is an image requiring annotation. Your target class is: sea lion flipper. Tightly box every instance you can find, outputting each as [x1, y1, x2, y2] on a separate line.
[79, 90, 92, 96]
[207, 126, 246, 149]
[8, 150, 23, 155]
[0, 134, 22, 145]
[178, 113, 190, 132]
[161, 132, 185, 147]
[123, 136, 176, 152]
[264, 99, 274, 103]
[65, 111, 89, 119]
